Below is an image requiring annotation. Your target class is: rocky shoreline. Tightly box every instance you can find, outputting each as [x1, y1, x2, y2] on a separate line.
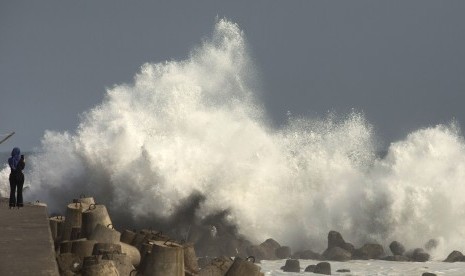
[50, 196, 465, 275]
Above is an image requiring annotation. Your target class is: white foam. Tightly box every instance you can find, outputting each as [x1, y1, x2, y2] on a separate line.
[2, 19, 465, 258]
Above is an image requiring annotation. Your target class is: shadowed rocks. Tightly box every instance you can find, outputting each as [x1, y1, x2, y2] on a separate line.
[444, 250, 465, 262]
[292, 249, 321, 260]
[280, 259, 300, 272]
[389, 241, 405, 256]
[353, 243, 385, 260]
[304, 262, 331, 275]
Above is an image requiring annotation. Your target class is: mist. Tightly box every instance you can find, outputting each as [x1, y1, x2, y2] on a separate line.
[1, 19, 465, 259]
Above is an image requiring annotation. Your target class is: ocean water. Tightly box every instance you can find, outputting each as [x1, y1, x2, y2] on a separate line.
[1, 18, 465, 266]
[258, 259, 465, 276]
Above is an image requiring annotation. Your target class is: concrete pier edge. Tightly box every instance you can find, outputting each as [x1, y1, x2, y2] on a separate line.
[0, 197, 60, 275]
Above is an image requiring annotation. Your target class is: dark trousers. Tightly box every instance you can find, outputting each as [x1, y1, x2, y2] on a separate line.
[9, 173, 24, 207]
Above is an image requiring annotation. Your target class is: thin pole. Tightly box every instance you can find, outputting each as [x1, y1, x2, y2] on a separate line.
[0, 132, 15, 145]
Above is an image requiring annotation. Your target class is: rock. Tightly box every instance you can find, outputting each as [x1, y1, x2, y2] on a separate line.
[304, 265, 316, 272]
[322, 246, 352, 261]
[280, 259, 300, 272]
[328, 231, 346, 249]
[275, 246, 291, 259]
[246, 245, 268, 261]
[424, 239, 439, 251]
[292, 249, 321, 260]
[246, 238, 281, 261]
[336, 268, 350, 272]
[382, 255, 410, 262]
[261, 238, 281, 250]
[322, 230, 354, 261]
[422, 273, 437, 276]
[353, 243, 385, 260]
[444, 250, 465, 262]
[260, 238, 281, 259]
[314, 262, 331, 275]
[407, 248, 430, 262]
[326, 230, 354, 253]
[389, 241, 405, 256]
[342, 242, 355, 253]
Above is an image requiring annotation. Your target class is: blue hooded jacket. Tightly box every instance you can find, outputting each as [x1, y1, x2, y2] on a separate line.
[8, 147, 21, 171]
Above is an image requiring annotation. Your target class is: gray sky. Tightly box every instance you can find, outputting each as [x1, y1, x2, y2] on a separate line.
[1, 1, 464, 151]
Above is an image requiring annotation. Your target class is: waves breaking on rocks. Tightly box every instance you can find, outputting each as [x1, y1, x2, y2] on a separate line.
[2, 18, 465, 259]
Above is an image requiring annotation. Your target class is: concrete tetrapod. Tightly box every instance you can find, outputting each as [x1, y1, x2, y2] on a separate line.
[141, 240, 184, 276]
[71, 239, 98, 259]
[225, 257, 261, 276]
[49, 215, 65, 242]
[120, 229, 137, 244]
[81, 256, 119, 276]
[74, 195, 96, 205]
[88, 223, 121, 244]
[184, 242, 200, 274]
[92, 243, 122, 255]
[61, 202, 90, 241]
[198, 256, 234, 276]
[120, 242, 141, 267]
[101, 253, 135, 276]
[60, 240, 75, 254]
[82, 204, 113, 239]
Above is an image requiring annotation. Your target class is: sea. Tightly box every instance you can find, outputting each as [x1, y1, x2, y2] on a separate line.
[258, 259, 465, 275]
[1, 19, 465, 275]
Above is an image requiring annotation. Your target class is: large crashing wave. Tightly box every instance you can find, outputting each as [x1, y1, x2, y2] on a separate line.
[2, 19, 465, 258]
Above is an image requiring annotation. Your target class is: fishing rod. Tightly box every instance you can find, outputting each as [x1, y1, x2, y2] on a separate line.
[0, 132, 15, 145]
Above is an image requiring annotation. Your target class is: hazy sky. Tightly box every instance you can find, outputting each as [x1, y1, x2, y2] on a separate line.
[1, 1, 464, 151]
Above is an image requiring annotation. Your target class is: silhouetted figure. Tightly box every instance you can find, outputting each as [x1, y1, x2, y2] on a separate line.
[8, 147, 25, 209]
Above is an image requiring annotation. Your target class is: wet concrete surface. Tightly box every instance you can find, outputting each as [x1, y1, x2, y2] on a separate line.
[0, 198, 59, 275]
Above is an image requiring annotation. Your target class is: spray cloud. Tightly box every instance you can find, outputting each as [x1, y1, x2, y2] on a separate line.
[2, 19, 465, 258]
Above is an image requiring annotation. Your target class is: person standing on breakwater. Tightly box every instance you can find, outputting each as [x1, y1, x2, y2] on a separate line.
[8, 147, 25, 209]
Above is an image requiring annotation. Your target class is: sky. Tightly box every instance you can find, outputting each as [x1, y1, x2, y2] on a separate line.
[1, 0, 465, 151]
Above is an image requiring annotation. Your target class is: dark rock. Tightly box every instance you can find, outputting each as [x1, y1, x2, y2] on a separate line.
[322, 246, 352, 261]
[246, 238, 281, 260]
[328, 231, 346, 249]
[325, 230, 354, 255]
[304, 265, 316, 272]
[314, 262, 331, 275]
[389, 241, 406, 256]
[444, 250, 465, 262]
[280, 259, 300, 272]
[382, 255, 410, 262]
[292, 249, 321, 260]
[407, 248, 430, 262]
[275, 246, 291, 259]
[424, 239, 439, 251]
[246, 245, 268, 261]
[261, 238, 281, 259]
[342, 242, 355, 254]
[261, 238, 281, 250]
[336, 268, 350, 272]
[422, 273, 437, 276]
[353, 243, 385, 260]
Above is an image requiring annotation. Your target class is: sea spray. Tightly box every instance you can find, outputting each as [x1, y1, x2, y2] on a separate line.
[2, 19, 465, 259]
